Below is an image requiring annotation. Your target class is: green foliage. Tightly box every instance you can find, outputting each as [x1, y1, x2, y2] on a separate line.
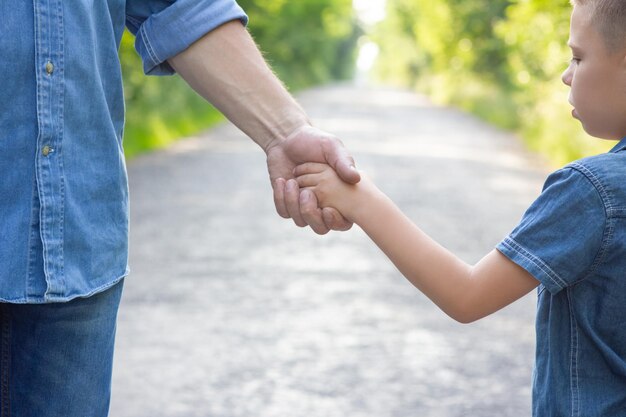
[121, 0, 359, 158]
[373, 0, 612, 166]
[238, 0, 360, 89]
[120, 31, 224, 159]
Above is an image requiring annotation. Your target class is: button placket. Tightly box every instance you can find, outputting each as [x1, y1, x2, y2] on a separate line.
[34, 0, 67, 297]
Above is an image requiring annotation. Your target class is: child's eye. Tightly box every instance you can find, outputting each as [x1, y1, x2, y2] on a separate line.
[570, 57, 581, 65]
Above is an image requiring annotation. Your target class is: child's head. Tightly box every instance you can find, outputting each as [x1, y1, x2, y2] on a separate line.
[562, 0, 626, 140]
[570, 0, 626, 52]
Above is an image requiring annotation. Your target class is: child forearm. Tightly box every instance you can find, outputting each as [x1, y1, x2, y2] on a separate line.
[294, 164, 539, 319]
[353, 192, 494, 323]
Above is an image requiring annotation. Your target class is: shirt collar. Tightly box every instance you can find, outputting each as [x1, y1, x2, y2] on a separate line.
[609, 136, 626, 153]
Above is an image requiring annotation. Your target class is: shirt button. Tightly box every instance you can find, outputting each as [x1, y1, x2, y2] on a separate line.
[42, 145, 53, 156]
[45, 61, 54, 75]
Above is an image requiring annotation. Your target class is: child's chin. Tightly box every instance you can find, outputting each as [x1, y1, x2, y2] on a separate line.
[583, 126, 622, 140]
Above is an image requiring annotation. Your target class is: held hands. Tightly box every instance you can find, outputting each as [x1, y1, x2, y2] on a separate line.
[294, 162, 375, 225]
[169, 22, 360, 235]
[266, 125, 361, 234]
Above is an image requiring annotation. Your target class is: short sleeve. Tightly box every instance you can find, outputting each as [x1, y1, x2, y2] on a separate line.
[496, 167, 607, 294]
[125, 0, 248, 75]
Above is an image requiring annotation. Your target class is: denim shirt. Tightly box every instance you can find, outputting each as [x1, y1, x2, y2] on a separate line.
[0, 0, 247, 303]
[497, 138, 626, 417]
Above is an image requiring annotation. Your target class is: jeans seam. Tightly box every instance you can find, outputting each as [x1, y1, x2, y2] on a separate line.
[0, 305, 10, 417]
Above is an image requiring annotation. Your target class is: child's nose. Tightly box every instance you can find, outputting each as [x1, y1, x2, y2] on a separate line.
[561, 66, 573, 86]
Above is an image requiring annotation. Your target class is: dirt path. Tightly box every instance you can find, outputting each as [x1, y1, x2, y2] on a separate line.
[111, 84, 549, 417]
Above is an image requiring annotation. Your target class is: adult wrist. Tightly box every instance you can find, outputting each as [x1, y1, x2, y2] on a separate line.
[262, 120, 311, 154]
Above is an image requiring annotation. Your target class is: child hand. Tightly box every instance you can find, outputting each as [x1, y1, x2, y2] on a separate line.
[295, 162, 371, 223]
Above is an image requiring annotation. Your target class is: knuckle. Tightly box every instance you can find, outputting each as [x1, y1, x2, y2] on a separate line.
[335, 221, 353, 232]
[313, 227, 329, 236]
[293, 218, 306, 228]
[301, 205, 318, 218]
[276, 208, 290, 219]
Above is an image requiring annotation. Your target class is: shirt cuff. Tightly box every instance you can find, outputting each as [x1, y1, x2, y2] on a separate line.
[496, 237, 567, 294]
[134, 0, 248, 76]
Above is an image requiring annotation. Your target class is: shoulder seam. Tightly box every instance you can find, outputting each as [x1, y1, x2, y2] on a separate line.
[563, 163, 613, 285]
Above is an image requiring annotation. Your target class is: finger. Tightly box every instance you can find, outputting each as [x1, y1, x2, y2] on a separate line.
[323, 141, 361, 185]
[299, 190, 329, 235]
[293, 162, 328, 177]
[295, 173, 323, 188]
[273, 178, 289, 219]
[322, 207, 353, 231]
[285, 179, 307, 227]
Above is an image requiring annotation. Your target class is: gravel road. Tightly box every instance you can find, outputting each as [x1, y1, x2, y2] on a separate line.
[110, 84, 549, 417]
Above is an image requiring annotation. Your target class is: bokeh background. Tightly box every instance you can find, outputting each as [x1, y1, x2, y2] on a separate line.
[112, 2, 594, 414]
[120, 0, 608, 164]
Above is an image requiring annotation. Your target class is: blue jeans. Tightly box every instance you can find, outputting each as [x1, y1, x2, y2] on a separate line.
[0, 280, 124, 417]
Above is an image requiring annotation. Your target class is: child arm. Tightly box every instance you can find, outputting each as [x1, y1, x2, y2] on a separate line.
[295, 163, 539, 323]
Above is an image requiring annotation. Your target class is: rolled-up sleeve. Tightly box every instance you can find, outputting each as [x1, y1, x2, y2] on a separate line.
[496, 166, 608, 294]
[126, 0, 248, 75]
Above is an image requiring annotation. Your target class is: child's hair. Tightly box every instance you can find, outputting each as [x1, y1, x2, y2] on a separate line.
[571, 0, 626, 52]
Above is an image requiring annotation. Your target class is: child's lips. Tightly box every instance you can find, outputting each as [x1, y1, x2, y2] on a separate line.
[568, 100, 579, 119]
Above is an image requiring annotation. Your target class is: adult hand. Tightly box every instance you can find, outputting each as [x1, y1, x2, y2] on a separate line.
[266, 125, 360, 234]
[168, 21, 359, 234]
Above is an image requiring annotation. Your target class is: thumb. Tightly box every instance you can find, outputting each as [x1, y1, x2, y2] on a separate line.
[325, 142, 360, 185]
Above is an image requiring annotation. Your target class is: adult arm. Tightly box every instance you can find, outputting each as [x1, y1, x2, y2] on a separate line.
[167, 20, 360, 234]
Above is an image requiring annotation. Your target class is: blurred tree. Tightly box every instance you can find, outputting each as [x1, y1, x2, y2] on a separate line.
[238, 0, 360, 89]
[372, 0, 609, 165]
[120, 0, 360, 158]
[374, 0, 509, 86]
[120, 31, 224, 158]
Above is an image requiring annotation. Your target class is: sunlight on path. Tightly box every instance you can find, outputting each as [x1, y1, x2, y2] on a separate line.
[111, 84, 547, 417]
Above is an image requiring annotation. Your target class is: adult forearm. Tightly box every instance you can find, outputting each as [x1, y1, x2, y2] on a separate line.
[168, 20, 309, 151]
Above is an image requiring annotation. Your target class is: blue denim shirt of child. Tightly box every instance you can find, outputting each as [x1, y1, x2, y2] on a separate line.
[497, 137, 626, 417]
[0, 1, 248, 303]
